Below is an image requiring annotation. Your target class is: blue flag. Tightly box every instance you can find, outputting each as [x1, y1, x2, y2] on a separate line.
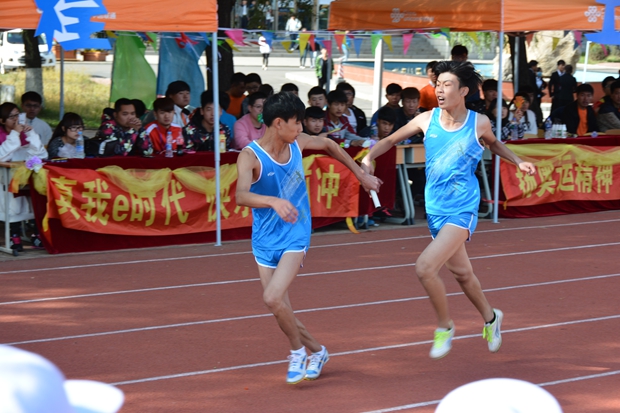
[157, 33, 207, 109]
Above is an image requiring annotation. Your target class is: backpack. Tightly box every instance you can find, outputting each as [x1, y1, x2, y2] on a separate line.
[84, 137, 124, 157]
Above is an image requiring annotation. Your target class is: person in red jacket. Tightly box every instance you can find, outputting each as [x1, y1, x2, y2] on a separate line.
[145, 98, 185, 154]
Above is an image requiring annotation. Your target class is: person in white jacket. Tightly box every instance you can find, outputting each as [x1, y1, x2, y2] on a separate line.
[258, 35, 271, 70]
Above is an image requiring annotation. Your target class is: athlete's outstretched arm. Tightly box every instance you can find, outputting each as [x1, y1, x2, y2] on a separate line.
[478, 114, 536, 175]
[297, 133, 382, 193]
[236, 148, 299, 223]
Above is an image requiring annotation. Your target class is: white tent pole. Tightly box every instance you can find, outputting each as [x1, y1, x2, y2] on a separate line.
[514, 35, 519, 93]
[371, 38, 384, 115]
[582, 41, 591, 83]
[493, 30, 505, 224]
[59, 45, 65, 119]
[213, 31, 222, 247]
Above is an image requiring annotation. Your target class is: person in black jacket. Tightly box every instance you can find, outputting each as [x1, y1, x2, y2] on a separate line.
[548, 59, 566, 114]
[335, 82, 368, 136]
[560, 83, 598, 135]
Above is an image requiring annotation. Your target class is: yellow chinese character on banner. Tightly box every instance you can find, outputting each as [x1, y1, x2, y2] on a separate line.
[161, 179, 189, 225]
[207, 181, 234, 222]
[595, 165, 613, 194]
[51, 176, 79, 219]
[554, 155, 575, 192]
[515, 168, 537, 198]
[536, 161, 557, 197]
[315, 164, 340, 209]
[129, 193, 156, 226]
[575, 165, 593, 193]
[233, 205, 250, 218]
[81, 179, 111, 225]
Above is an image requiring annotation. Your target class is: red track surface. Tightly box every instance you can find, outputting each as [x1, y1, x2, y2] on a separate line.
[2, 211, 620, 412]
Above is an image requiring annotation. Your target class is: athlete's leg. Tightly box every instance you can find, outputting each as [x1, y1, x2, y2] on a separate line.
[444, 243, 494, 323]
[415, 225, 469, 328]
[258, 251, 314, 351]
[281, 291, 322, 353]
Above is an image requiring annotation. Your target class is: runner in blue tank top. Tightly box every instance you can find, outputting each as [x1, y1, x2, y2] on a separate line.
[236, 92, 381, 384]
[362, 61, 536, 360]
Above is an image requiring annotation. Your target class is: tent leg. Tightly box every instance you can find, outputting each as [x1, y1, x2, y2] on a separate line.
[371, 39, 383, 116]
[60, 45, 65, 120]
[493, 31, 505, 224]
[213, 31, 222, 247]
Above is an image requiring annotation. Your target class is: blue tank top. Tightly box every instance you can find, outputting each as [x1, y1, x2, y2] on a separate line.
[423, 108, 484, 216]
[247, 140, 311, 249]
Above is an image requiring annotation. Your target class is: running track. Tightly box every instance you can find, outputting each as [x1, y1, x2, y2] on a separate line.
[2, 211, 620, 412]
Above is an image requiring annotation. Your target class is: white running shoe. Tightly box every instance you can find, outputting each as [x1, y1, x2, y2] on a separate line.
[483, 309, 503, 353]
[286, 352, 307, 384]
[305, 347, 329, 380]
[430, 326, 455, 359]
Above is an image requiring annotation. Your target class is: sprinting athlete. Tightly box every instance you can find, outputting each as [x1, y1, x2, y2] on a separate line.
[361, 61, 536, 359]
[236, 92, 381, 383]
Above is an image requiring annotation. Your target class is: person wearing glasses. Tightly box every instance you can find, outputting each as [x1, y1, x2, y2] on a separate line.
[47, 113, 85, 159]
[0, 102, 48, 161]
[20, 91, 53, 146]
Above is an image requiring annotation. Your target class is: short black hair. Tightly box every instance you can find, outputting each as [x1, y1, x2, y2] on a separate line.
[305, 106, 325, 120]
[401, 87, 420, 100]
[335, 82, 355, 96]
[377, 106, 396, 124]
[21, 91, 42, 104]
[386, 83, 402, 95]
[219, 92, 230, 111]
[153, 97, 175, 112]
[230, 72, 246, 86]
[327, 90, 348, 105]
[528, 60, 538, 68]
[450, 45, 468, 57]
[258, 84, 274, 97]
[131, 99, 147, 118]
[308, 86, 327, 99]
[433, 60, 483, 98]
[248, 92, 268, 107]
[557, 60, 566, 66]
[610, 80, 620, 94]
[114, 98, 134, 112]
[482, 79, 498, 92]
[165, 80, 190, 96]
[602, 76, 616, 88]
[201, 91, 231, 110]
[426, 61, 438, 72]
[576, 83, 594, 95]
[280, 83, 299, 93]
[245, 73, 262, 85]
[52, 112, 84, 141]
[263, 92, 305, 127]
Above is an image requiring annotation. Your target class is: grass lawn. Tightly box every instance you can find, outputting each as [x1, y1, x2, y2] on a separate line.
[0, 68, 110, 129]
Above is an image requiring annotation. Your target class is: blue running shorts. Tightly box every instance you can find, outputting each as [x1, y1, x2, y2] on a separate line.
[427, 212, 478, 241]
[253, 245, 308, 268]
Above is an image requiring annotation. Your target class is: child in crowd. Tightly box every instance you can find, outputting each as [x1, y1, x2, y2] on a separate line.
[371, 83, 403, 125]
[20, 91, 52, 146]
[335, 82, 368, 136]
[487, 99, 525, 141]
[280, 83, 299, 96]
[324, 90, 366, 146]
[376, 106, 396, 140]
[510, 92, 538, 135]
[145, 97, 185, 153]
[307, 86, 327, 109]
[226, 72, 247, 118]
[302, 106, 327, 136]
[47, 112, 85, 159]
[183, 91, 233, 152]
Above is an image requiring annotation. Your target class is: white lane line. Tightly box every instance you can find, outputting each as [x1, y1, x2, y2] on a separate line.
[3, 239, 620, 306]
[361, 370, 620, 412]
[5, 272, 620, 346]
[108, 314, 620, 386]
[1, 217, 619, 276]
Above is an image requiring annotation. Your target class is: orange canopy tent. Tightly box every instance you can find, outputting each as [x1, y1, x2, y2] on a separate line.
[2, 0, 218, 33]
[329, 0, 617, 32]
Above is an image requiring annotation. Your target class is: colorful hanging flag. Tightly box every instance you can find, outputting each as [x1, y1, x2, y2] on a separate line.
[525, 32, 534, 47]
[402, 32, 413, 55]
[370, 33, 382, 55]
[466, 32, 479, 46]
[323, 39, 333, 57]
[573, 31, 582, 46]
[199, 33, 212, 46]
[224, 29, 245, 46]
[602, 44, 609, 56]
[551, 37, 560, 51]
[225, 38, 240, 52]
[439, 27, 450, 37]
[334, 32, 345, 52]
[281, 40, 293, 52]
[383, 35, 393, 52]
[353, 37, 363, 57]
[262, 31, 274, 47]
[299, 32, 311, 55]
[111, 32, 156, 109]
[308, 34, 316, 52]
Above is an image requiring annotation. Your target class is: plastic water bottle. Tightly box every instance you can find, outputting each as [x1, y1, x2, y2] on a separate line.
[165, 130, 173, 158]
[219, 128, 227, 153]
[510, 119, 519, 140]
[591, 131, 598, 138]
[544, 118, 553, 139]
[370, 123, 378, 139]
[560, 124, 567, 139]
[75, 130, 85, 158]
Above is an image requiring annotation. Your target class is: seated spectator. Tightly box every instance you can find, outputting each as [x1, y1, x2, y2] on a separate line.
[335, 82, 368, 135]
[142, 81, 194, 127]
[145, 97, 185, 154]
[560, 83, 598, 135]
[324, 90, 366, 145]
[303, 106, 327, 136]
[594, 76, 617, 113]
[242, 73, 263, 115]
[450, 44, 468, 62]
[396, 87, 425, 131]
[233, 92, 267, 149]
[597, 80, 620, 132]
[510, 92, 538, 135]
[218, 92, 237, 139]
[487, 99, 524, 141]
[280, 83, 299, 96]
[419, 61, 438, 111]
[376, 106, 396, 140]
[258, 84, 274, 97]
[308, 86, 327, 109]
[226, 72, 247, 118]
[98, 98, 152, 156]
[467, 79, 498, 114]
[20, 91, 52, 146]
[47, 112, 85, 159]
[131, 98, 149, 122]
[184, 90, 233, 152]
[0, 102, 47, 162]
[370, 83, 403, 124]
[518, 84, 542, 127]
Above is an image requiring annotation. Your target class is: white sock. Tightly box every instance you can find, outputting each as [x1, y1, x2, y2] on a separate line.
[291, 346, 306, 357]
[312, 345, 326, 355]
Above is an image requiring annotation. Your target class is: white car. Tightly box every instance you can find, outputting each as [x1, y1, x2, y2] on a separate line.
[0, 29, 57, 74]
